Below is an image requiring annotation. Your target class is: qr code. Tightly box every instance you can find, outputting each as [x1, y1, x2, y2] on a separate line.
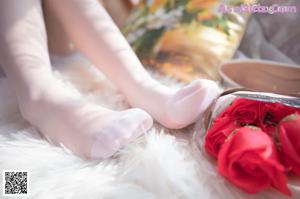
[2, 170, 28, 196]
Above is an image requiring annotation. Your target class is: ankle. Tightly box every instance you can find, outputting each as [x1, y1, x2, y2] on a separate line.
[17, 79, 75, 123]
[18, 93, 43, 124]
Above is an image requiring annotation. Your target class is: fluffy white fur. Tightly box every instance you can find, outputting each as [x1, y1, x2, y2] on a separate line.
[0, 55, 298, 199]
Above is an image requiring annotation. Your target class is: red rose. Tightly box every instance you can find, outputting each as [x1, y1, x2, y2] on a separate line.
[205, 118, 240, 158]
[277, 113, 300, 176]
[219, 98, 263, 125]
[261, 103, 299, 124]
[218, 126, 290, 195]
[259, 103, 299, 136]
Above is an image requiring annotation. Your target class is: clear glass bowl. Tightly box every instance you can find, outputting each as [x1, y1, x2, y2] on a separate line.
[193, 88, 300, 154]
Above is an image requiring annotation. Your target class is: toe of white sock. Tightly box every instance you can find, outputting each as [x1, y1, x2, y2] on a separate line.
[89, 109, 153, 160]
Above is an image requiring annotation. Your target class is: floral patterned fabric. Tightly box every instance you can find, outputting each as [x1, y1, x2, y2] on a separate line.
[123, 0, 255, 82]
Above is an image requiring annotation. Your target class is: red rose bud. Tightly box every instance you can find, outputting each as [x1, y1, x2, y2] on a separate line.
[219, 98, 262, 125]
[218, 126, 291, 195]
[205, 118, 241, 158]
[277, 113, 300, 176]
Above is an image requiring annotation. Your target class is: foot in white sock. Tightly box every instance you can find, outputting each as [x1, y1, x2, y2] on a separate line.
[20, 85, 153, 160]
[126, 79, 220, 129]
[41, 0, 220, 130]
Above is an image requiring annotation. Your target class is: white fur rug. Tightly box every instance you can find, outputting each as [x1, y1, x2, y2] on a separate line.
[0, 55, 299, 199]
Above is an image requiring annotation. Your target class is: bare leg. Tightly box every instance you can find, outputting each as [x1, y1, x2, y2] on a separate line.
[44, 0, 220, 129]
[0, 0, 153, 160]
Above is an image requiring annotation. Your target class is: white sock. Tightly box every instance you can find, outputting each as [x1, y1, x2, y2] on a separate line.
[124, 78, 220, 129]
[20, 83, 153, 160]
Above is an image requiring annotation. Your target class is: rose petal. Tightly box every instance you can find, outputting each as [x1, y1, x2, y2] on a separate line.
[218, 127, 290, 195]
